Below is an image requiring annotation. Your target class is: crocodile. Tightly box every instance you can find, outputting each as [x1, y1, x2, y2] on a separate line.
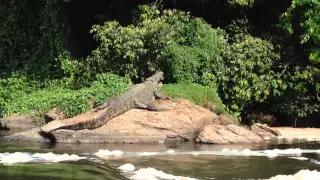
[40, 71, 170, 133]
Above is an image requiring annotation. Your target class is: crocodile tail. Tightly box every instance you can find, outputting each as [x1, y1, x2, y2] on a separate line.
[40, 120, 65, 133]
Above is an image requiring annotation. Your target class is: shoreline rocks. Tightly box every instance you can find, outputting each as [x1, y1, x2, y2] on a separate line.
[0, 114, 38, 131]
[2, 99, 216, 144]
[1, 99, 307, 145]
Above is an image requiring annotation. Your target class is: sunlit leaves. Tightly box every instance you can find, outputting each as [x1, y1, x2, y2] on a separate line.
[217, 35, 280, 112]
[228, 0, 255, 7]
[281, 0, 320, 63]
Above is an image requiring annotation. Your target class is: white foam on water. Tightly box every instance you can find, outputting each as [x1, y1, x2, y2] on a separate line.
[222, 148, 229, 152]
[118, 163, 136, 172]
[0, 152, 34, 164]
[93, 148, 320, 159]
[0, 152, 85, 165]
[268, 169, 320, 180]
[32, 152, 85, 162]
[137, 152, 159, 156]
[265, 148, 303, 157]
[118, 163, 198, 180]
[191, 152, 200, 156]
[310, 159, 320, 165]
[95, 149, 124, 157]
[289, 157, 309, 161]
[166, 149, 175, 154]
[92, 148, 320, 167]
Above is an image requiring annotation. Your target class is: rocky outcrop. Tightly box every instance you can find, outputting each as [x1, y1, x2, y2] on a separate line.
[197, 124, 264, 144]
[215, 115, 239, 125]
[1, 128, 50, 142]
[227, 124, 264, 143]
[250, 123, 281, 140]
[0, 114, 38, 131]
[3, 99, 215, 143]
[2, 98, 282, 144]
[196, 125, 229, 144]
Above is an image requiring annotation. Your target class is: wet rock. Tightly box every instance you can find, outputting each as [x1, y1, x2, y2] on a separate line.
[1, 128, 50, 143]
[44, 108, 66, 124]
[227, 124, 264, 143]
[197, 125, 229, 144]
[216, 128, 251, 143]
[0, 114, 37, 131]
[257, 123, 282, 136]
[164, 134, 186, 148]
[197, 124, 264, 144]
[250, 123, 277, 140]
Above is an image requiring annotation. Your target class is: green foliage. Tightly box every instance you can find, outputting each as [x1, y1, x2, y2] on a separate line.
[225, 18, 251, 43]
[0, 73, 130, 118]
[198, 35, 281, 114]
[281, 0, 320, 63]
[165, 19, 228, 83]
[227, 0, 255, 7]
[161, 83, 227, 115]
[89, 5, 282, 117]
[220, 36, 281, 111]
[270, 0, 320, 119]
[0, 0, 68, 78]
[270, 66, 320, 118]
[0, 1, 318, 127]
[88, 5, 227, 82]
[57, 51, 90, 89]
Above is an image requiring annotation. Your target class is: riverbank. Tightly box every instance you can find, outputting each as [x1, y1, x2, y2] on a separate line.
[1, 98, 319, 144]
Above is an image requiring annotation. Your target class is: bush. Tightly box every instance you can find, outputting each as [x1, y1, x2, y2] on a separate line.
[88, 5, 227, 83]
[197, 35, 281, 115]
[0, 0, 68, 78]
[0, 73, 130, 118]
[161, 83, 227, 115]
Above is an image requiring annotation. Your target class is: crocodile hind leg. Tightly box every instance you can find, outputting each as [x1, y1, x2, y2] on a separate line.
[134, 101, 169, 111]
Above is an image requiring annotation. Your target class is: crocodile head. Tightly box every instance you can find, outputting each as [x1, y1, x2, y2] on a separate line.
[146, 71, 164, 83]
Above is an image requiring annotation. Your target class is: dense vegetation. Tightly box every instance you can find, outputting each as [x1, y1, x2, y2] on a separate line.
[0, 0, 319, 127]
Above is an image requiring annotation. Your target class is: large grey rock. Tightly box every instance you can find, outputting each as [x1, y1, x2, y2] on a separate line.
[216, 128, 251, 143]
[2, 128, 50, 143]
[227, 124, 264, 143]
[257, 123, 282, 136]
[250, 123, 277, 140]
[0, 114, 37, 131]
[197, 124, 266, 144]
[197, 125, 229, 144]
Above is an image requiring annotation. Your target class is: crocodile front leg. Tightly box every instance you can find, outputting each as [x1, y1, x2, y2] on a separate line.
[134, 101, 169, 111]
[154, 91, 171, 100]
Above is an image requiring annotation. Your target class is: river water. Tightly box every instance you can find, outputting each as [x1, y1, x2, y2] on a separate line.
[0, 131, 319, 180]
